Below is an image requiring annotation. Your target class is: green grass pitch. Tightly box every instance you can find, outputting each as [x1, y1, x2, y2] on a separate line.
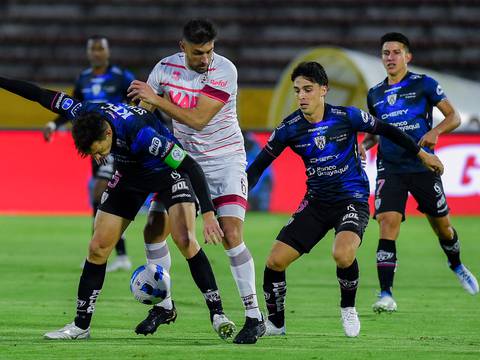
[0, 213, 479, 360]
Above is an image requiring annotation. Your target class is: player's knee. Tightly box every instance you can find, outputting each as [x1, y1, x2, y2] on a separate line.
[221, 223, 241, 245]
[435, 224, 454, 240]
[171, 231, 197, 254]
[88, 239, 112, 263]
[266, 256, 287, 272]
[377, 213, 401, 233]
[332, 248, 355, 268]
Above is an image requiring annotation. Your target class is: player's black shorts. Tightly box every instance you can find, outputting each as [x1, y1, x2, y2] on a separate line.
[277, 195, 370, 254]
[91, 154, 115, 180]
[98, 169, 196, 220]
[373, 171, 449, 221]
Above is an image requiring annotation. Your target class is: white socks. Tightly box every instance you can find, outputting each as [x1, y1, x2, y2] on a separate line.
[226, 242, 261, 320]
[145, 242, 173, 310]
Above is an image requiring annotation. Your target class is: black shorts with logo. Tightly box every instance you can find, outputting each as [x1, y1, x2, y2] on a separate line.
[98, 168, 195, 221]
[277, 195, 370, 254]
[373, 170, 449, 221]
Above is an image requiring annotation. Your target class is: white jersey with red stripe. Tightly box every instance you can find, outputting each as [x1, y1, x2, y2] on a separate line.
[147, 52, 246, 164]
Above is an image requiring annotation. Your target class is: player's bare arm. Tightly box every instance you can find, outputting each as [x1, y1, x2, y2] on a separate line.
[418, 99, 461, 149]
[128, 80, 223, 131]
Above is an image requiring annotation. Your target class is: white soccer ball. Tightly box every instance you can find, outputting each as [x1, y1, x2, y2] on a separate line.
[130, 264, 169, 305]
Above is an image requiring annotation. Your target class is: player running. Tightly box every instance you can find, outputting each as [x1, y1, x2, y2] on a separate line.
[247, 62, 444, 338]
[361, 32, 478, 314]
[43, 35, 135, 272]
[127, 19, 264, 344]
[0, 75, 236, 341]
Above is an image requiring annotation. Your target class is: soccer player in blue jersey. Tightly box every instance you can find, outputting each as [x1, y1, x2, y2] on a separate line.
[0, 76, 236, 341]
[43, 35, 136, 272]
[361, 33, 479, 314]
[247, 62, 443, 337]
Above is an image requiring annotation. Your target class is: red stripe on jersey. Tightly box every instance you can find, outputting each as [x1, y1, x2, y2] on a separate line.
[201, 84, 230, 103]
[160, 82, 202, 93]
[161, 62, 187, 70]
[213, 194, 247, 210]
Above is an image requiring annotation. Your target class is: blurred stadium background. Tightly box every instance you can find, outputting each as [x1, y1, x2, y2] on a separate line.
[0, 1, 479, 359]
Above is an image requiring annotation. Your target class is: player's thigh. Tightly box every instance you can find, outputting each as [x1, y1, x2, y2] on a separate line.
[266, 240, 302, 271]
[144, 209, 170, 244]
[408, 171, 450, 218]
[167, 202, 200, 256]
[205, 158, 248, 221]
[373, 172, 408, 221]
[276, 196, 330, 255]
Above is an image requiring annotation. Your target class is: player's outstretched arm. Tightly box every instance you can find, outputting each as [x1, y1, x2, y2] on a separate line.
[246, 148, 276, 190]
[371, 120, 444, 175]
[0, 77, 60, 112]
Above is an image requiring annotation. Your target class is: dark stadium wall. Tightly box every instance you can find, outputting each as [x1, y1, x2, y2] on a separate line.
[0, 131, 479, 215]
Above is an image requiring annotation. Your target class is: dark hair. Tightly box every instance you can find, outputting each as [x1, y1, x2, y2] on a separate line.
[291, 62, 328, 86]
[183, 19, 217, 44]
[381, 32, 410, 51]
[72, 112, 108, 157]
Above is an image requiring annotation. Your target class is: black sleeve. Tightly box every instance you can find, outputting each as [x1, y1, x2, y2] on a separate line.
[0, 76, 59, 111]
[370, 120, 421, 155]
[176, 154, 215, 214]
[246, 148, 276, 190]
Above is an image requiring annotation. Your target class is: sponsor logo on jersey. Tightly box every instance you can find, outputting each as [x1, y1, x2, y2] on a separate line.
[172, 180, 189, 193]
[308, 125, 328, 132]
[210, 79, 228, 87]
[385, 86, 401, 93]
[172, 71, 181, 81]
[61, 98, 74, 110]
[149, 137, 162, 156]
[331, 108, 347, 116]
[314, 135, 326, 150]
[360, 110, 371, 123]
[381, 109, 409, 120]
[373, 100, 384, 107]
[387, 93, 397, 105]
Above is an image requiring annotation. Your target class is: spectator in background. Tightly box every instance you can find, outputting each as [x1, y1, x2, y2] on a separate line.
[43, 35, 135, 272]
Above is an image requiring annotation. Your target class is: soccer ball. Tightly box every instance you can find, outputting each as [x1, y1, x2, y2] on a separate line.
[130, 264, 169, 305]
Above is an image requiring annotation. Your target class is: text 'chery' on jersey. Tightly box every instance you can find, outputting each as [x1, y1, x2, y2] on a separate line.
[367, 71, 446, 173]
[267, 104, 378, 203]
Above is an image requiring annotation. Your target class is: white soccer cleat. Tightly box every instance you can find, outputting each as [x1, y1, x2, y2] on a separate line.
[106, 255, 132, 273]
[372, 293, 397, 313]
[212, 313, 236, 340]
[44, 322, 90, 340]
[452, 264, 479, 295]
[340, 307, 360, 337]
[264, 319, 286, 336]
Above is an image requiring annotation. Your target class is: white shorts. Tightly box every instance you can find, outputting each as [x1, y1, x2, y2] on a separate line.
[150, 153, 248, 220]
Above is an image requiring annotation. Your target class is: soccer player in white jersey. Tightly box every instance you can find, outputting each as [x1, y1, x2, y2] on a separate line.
[128, 19, 265, 344]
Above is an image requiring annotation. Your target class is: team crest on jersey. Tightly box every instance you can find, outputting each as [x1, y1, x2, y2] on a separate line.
[387, 93, 397, 105]
[314, 136, 326, 150]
